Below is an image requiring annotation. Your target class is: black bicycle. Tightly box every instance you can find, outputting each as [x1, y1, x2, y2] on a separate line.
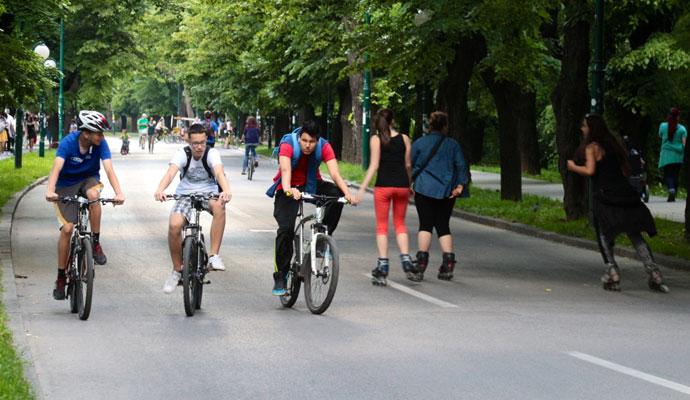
[280, 193, 348, 314]
[165, 193, 218, 316]
[58, 195, 116, 320]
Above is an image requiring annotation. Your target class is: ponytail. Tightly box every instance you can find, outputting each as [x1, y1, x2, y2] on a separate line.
[375, 109, 394, 147]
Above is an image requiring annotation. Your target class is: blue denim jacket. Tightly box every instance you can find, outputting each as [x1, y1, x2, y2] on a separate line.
[411, 132, 469, 199]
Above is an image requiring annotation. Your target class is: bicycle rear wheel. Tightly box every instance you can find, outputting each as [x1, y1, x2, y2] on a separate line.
[247, 155, 254, 181]
[280, 235, 302, 308]
[304, 235, 339, 314]
[74, 238, 95, 321]
[182, 237, 198, 316]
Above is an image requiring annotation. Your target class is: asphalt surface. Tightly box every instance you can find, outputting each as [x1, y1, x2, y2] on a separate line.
[9, 138, 690, 399]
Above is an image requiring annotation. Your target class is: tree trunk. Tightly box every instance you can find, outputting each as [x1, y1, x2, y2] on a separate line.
[481, 69, 523, 201]
[130, 113, 137, 132]
[343, 53, 362, 164]
[551, 0, 591, 220]
[183, 88, 194, 118]
[435, 34, 486, 164]
[333, 80, 350, 159]
[274, 112, 290, 142]
[299, 105, 315, 125]
[120, 115, 127, 133]
[519, 90, 541, 174]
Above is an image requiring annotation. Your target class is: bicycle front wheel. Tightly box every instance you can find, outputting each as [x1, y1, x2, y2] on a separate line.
[194, 249, 205, 310]
[280, 234, 302, 308]
[182, 237, 198, 316]
[76, 238, 94, 320]
[304, 235, 339, 314]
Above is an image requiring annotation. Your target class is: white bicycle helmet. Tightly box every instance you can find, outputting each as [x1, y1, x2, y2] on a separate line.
[77, 110, 110, 132]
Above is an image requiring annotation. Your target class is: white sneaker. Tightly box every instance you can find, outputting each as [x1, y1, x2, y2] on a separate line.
[163, 270, 182, 294]
[208, 254, 226, 271]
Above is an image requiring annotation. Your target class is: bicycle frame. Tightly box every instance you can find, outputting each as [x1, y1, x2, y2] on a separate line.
[183, 198, 207, 275]
[293, 194, 345, 276]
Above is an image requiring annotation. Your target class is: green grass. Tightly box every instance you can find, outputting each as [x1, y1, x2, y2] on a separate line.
[472, 164, 687, 199]
[0, 151, 55, 400]
[332, 160, 690, 261]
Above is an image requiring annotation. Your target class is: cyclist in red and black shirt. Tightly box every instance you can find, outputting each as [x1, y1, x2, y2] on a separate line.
[266, 120, 356, 295]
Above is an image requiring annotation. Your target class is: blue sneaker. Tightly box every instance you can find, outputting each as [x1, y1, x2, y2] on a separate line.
[272, 273, 286, 296]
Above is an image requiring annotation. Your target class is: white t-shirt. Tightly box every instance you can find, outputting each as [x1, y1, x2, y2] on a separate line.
[170, 147, 224, 195]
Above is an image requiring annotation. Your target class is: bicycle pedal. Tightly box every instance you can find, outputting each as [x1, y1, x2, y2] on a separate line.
[204, 280, 211, 284]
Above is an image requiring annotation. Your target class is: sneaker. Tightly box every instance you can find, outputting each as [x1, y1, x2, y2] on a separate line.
[254, 161, 259, 168]
[241, 170, 247, 175]
[208, 254, 226, 271]
[53, 275, 67, 300]
[163, 270, 182, 294]
[93, 243, 107, 265]
[272, 272, 286, 296]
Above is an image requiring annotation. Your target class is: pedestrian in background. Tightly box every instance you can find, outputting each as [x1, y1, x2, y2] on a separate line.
[568, 113, 668, 293]
[355, 108, 419, 285]
[0, 111, 9, 153]
[411, 111, 469, 281]
[658, 107, 686, 202]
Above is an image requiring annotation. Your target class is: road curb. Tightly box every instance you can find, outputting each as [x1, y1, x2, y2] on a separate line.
[347, 181, 690, 272]
[1, 176, 48, 400]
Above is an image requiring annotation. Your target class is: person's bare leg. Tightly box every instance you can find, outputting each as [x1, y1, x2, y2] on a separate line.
[209, 200, 226, 255]
[58, 223, 74, 269]
[169, 213, 185, 271]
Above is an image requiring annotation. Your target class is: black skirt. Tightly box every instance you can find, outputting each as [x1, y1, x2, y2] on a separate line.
[593, 199, 657, 238]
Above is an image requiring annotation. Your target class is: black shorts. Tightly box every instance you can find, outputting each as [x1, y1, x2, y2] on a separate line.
[54, 177, 103, 227]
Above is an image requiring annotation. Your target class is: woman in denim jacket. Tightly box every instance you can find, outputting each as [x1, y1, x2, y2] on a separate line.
[411, 111, 469, 281]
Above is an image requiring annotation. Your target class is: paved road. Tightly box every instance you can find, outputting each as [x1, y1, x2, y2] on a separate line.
[471, 171, 686, 222]
[10, 138, 690, 399]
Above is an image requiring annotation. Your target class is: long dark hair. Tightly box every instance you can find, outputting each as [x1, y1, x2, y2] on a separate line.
[580, 114, 631, 177]
[667, 107, 680, 142]
[374, 108, 394, 147]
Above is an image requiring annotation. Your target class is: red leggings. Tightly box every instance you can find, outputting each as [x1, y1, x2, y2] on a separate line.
[374, 187, 410, 235]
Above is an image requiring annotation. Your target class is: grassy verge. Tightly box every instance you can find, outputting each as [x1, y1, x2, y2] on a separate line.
[0, 150, 55, 400]
[333, 160, 690, 261]
[472, 164, 687, 199]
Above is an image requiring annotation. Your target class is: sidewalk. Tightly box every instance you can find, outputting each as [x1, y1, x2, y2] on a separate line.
[471, 170, 685, 223]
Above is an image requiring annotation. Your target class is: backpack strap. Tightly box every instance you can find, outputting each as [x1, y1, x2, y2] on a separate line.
[181, 146, 192, 179]
[200, 146, 214, 180]
[180, 146, 215, 181]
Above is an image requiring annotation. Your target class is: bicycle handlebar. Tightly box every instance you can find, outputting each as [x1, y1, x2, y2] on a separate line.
[286, 191, 349, 205]
[164, 193, 220, 201]
[57, 196, 117, 206]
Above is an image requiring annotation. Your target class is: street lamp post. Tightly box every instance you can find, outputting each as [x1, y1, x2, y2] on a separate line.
[590, 0, 605, 114]
[58, 17, 65, 141]
[362, 10, 371, 170]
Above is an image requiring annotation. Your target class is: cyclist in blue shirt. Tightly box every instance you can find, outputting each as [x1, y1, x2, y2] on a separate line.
[241, 116, 261, 175]
[45, 111, 125, 300]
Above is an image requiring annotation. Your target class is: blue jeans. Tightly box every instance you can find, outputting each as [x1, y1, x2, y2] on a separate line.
[243, 144, 258, 170]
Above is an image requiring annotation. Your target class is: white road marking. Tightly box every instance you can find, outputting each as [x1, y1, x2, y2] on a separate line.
[364, 273, 458, 308]
[249, 229, 274, 233]
[567, 351, 690, 395]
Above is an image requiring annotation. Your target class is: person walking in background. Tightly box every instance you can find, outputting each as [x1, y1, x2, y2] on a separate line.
[411, 111, 469, 281]
[137, 113, 149, 150]
[568, 113, 668, 293]
[658, 107, 686, 202]
[26, 113, 38, 152]
[0, 111, 9, 153]
[241, 116, 260, 175]
[355, 109, 419, 285]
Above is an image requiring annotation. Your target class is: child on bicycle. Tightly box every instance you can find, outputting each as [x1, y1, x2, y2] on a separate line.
[265, 120, 356, 296]
[45, 110, 126, 300]
[154, 123, 232, 294]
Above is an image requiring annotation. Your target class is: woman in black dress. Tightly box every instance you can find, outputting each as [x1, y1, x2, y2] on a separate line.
[567, 114, 668, 293]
